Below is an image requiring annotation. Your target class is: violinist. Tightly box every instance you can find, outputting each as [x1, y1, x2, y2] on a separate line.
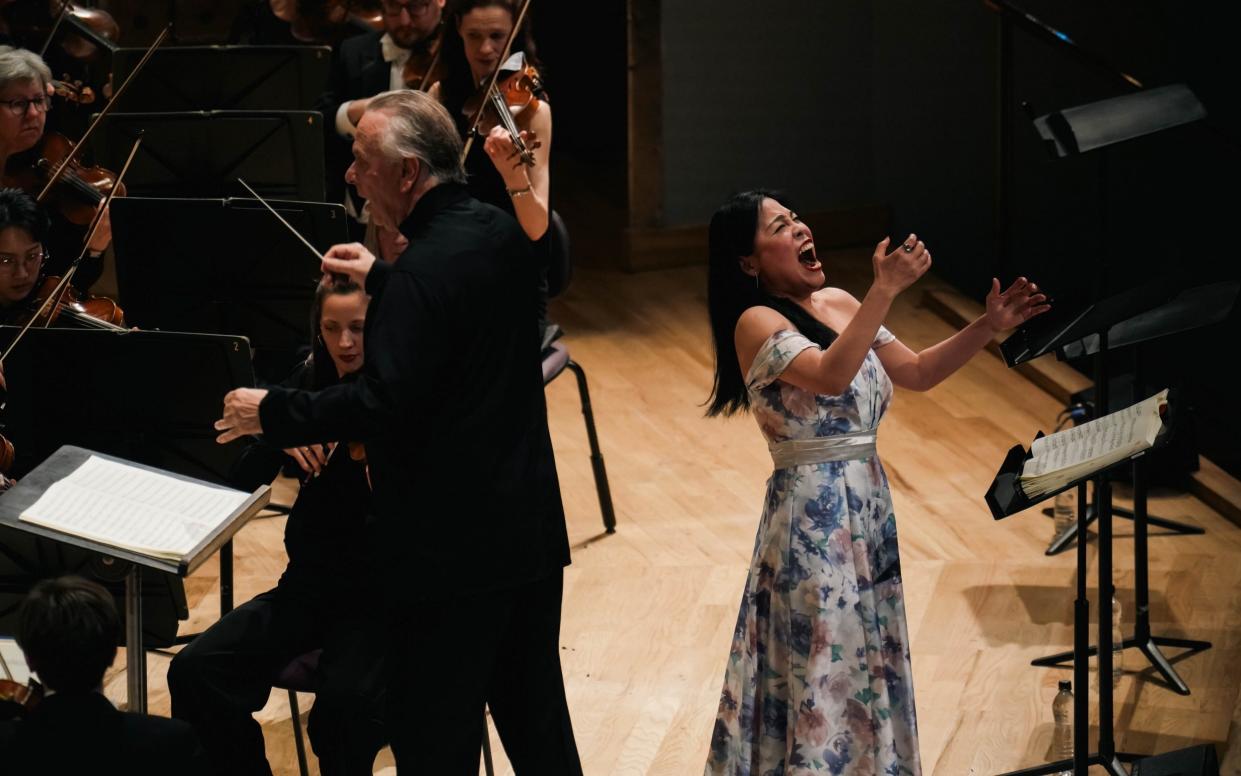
[0, 185, 46, 325]
[430, 0, 558, 346]
[170, 279, 387, 776]
[0, 575, 209, 776]
[317, 0, 446, 236]
[0, 47, 110, 292]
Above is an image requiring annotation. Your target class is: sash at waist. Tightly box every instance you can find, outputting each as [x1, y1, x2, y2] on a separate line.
[768, 431, 877, 468]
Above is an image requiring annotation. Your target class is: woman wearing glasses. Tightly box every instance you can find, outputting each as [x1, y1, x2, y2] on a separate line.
[0, 186, 45, 325]
[0, 47, 111, 292]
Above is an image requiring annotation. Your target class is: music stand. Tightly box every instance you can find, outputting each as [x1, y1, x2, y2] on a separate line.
[986, 394, 1171, 776]
[87, 111, 326, 201]
[110, 46, 332, 111]
[109, 196, 346, 384]
[0, 446, 269, 713]
[0, 326, 258, 620]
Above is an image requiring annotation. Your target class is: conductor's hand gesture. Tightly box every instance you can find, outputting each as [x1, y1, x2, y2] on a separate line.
[216, 388, 268, 444]
[322, 243, 376, 288]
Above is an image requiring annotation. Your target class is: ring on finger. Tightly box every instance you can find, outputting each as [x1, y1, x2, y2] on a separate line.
[902, 243, 914, 252]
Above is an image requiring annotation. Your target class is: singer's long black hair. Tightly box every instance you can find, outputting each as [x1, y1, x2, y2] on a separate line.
[706, 190, 838, 417]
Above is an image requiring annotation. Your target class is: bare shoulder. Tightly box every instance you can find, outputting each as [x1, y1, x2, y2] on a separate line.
[816, 286, 862, 311]
[735, 305, 795, 350]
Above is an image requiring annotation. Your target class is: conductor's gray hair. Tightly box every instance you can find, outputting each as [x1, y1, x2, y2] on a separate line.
[0, 47, 52, 91]
[366, 90, 467, 185]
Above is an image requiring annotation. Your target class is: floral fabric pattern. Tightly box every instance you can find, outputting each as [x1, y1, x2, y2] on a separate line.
[706, 327, 920, 776]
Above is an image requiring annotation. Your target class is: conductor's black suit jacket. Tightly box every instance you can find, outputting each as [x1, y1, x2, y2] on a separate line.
[260, 183, 571, 599]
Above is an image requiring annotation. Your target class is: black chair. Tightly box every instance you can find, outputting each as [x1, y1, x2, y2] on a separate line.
[543, 212, 617, 534]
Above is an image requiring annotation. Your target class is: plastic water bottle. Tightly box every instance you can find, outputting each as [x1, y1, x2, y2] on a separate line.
[1052, 680, 1073, 773]
[1053, 488, 1075, 541]
[1111, 596, 1124, 685]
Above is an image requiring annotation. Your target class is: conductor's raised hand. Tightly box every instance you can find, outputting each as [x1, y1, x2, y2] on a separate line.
[984, 277, 1051, 332]
[873, 233, 931, 298]
[215, 388, 268, 444]
[321, 243, 376, 288]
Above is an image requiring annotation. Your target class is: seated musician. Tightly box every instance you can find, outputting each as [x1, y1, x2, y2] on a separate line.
[0, 46, 110, 292]
[0, 575, 209, 776]
[317, 0, 447, 238]
[0, 185, 46, 325]
[169, 279, 386, 776]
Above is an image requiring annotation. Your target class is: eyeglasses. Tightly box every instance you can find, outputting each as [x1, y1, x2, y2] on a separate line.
[0, 249, 47, 273]
[382, 0, 433, 17]
[0, 96, 51, 116]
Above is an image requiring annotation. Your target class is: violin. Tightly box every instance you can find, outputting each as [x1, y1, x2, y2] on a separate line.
[291, 0, 381, 44]
[1, 132, 125, 227]
[0, 677, 42, 719]
[461, 62, 545, 167]
[18, 273, 125, 330]
[2, 0, 119, 62]
[401, 22, 445, 91]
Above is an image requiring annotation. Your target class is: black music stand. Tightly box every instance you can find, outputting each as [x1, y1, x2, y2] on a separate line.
[111, 46, 332, 111]
[0, 326, 257, 620]
[988, 392, 1184, 775]
[110, 196, 346, 384]
[0, 446, 269, 713]
[1010, 281, 1237, 695]
[87, 111, 326, 201]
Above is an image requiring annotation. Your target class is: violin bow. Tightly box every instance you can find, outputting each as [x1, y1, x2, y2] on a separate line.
[0, 133, 142, 365]
[36, 24, 169, 204]
[38, 1, 73, 58]
[459, 0, 533, 163]
[417, 21, 446, 92]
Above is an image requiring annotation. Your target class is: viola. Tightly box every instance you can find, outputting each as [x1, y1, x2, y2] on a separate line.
[1, 132, 125, 227]
[2, 0, 119, 62]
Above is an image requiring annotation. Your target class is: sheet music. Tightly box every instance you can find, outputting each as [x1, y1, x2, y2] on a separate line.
[19, 456, 249, 560]
[1020, 390, 1168, 495]
[0, 637, 33, 684]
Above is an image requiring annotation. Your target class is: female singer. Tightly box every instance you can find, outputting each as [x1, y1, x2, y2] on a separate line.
[169, 279, 388, 776]
[703, 190, 1049, 774]
[0, 46, 110, 291]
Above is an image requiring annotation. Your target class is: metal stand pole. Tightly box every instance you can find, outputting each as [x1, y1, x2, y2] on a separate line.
[125, 564, 146, 714]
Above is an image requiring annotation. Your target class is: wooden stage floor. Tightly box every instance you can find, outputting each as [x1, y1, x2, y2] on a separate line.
[106, 249, 1241, 774]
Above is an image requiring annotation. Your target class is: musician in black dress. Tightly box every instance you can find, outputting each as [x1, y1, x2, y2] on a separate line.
[169, 280, 386, 776]
[429, 0, 560, 347]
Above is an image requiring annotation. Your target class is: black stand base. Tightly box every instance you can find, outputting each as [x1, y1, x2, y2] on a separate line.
[999, 752, 1139, 776]
[1045, 505, 1203, 557]
[1030, 635, 1212, 696]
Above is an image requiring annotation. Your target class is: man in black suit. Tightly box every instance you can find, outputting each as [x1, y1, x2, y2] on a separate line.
[0, 576, 209, 776]
[317, 0, 446, 235]
[217, 89, 582, 775]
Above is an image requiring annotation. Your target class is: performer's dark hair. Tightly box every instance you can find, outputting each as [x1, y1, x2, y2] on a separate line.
[706, 189, 838, 417]
[439, 0, 543, 120]
[308, 278, 365, 388]
[16, 575, 120, 693]
[0, 187, 49, 243]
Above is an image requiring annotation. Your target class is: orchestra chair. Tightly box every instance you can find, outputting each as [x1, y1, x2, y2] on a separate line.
[542, 212, 617, 534]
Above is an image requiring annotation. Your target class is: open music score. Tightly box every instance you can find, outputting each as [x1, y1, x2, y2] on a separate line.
[1018, 388, 1168, 500]
[19, 456, 250, 561]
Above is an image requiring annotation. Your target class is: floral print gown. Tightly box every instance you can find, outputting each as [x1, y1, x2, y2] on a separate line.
[706, 327, 921, 776]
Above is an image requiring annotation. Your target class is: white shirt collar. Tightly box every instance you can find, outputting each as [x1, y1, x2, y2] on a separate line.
[380, 33, 411, 65]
